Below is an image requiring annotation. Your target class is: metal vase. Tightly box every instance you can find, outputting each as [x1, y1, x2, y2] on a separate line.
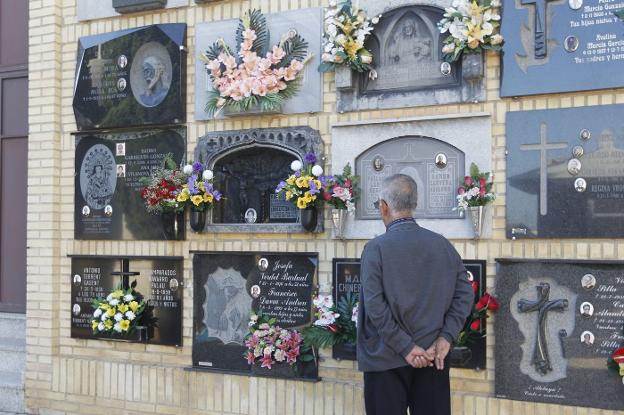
[467, 205, 487, 239]
[300, 206, 318, 232]
[189, 208, 207, 232]
[331, 209, 347, 240]
[161, 211, 185, 240]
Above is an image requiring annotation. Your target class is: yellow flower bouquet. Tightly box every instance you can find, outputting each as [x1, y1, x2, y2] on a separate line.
[91, 282, 147, 336]
[275, 153, 331, 210]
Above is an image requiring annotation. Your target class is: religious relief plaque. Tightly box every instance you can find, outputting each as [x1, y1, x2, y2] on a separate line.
[495, 259, 624, 410]
[70, 255, 183, 346]
[73, 23, 186, 130]
[74, 127, 186, 240]
[501, 0, 624, 96]
[330, 258, 487, 368]
[356, 136, 464, 220]
[506, 105, 624, 238]
[192, 252, 319, 379]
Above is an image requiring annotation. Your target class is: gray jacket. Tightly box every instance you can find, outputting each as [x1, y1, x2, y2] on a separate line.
[357, 220, 474, 372]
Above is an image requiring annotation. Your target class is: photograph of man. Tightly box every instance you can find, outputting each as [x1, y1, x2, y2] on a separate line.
[104, 205, 113, 216]
[357, 174, 473, 415]
[116, 142, 125, 156]
[73, 274, 81, 285]
[244, 208, 257, 224]
[580, 302, 594, 318]
[116, 164, 126, 178]
[81, 206, 90, 217]
[72, 304, 81, 316]
[581, 274, 596, 290]
[581, 331, 594, 346]
[250, 285, 261, 299]
[258, 257, 269, 272]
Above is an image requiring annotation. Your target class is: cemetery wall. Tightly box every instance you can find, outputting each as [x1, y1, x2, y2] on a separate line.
[25, 0, 624, 414]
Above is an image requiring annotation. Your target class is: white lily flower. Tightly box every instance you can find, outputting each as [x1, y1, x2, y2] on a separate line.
[114, 313, 123, 322]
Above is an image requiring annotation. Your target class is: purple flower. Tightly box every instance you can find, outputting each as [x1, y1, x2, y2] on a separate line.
[188, 175, 199, 195]
[309, 179, 319, 195]
[294, 171, 301, 178]
[319, 175, 335, 187]
[304, 153, 317, 164]
[192, 161, 203, 173]
[275, 180, 287, 193]
[213, 190, 222, 201]
[204, 181, 214, 193]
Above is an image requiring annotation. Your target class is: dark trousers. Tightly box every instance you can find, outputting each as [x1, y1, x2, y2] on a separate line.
[364, 364, 450, 415]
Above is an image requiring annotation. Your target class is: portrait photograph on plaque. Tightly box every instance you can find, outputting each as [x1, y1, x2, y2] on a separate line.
[70, 255, 183, 346]
[74, 127, 186, 240]
[72, 23, 186, 130]
[192, 252, 319, 380]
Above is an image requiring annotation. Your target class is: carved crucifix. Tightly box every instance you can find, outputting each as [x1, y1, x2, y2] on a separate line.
[520, 123, 567, 216]
[518, 283, 568, 375]
[521, 0, 558, 59]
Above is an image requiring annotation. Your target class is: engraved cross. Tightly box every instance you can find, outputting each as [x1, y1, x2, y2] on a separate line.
[521, 0, 558, 59]
[518, 283, 568, 375]
[520, 123, 567, 216]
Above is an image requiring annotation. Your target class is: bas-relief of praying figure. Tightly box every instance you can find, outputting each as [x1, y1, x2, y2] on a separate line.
[139, 56, 169, 107]
[387, 18, 432, 66]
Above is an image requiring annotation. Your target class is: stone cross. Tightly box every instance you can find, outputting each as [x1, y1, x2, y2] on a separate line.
[520, 123, 567, 216]
[518, 283, 568, 375]
[521, 0, 557, 59]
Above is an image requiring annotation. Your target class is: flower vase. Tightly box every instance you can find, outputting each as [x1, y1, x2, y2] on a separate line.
[161, 211, 185, 240]
[251, 362, 297, 378]
[467, 205, 488, 239]
[300, 206, 318, 232]
[331, 209, 348, 239]
[189, 208, 207, 232]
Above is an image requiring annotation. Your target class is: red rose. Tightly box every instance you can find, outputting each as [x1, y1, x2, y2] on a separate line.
[470, 320, 481, 331]
[487, 296, 499, 311]
[344, 179, 352, 188]
[322, 191, 332, 201]
[479, 177, 486, 187]
[471, 281, 479, 293]
[475, 298, 487, 311]
[464, 176, 472, 186]
[458, 187, 466, 195]
[479, 187, 486, 198]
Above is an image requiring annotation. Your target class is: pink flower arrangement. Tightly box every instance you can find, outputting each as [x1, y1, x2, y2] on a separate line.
[200, 10, 310, 116]
[244, 311, 313, 369]
[322, 163, 359, 211]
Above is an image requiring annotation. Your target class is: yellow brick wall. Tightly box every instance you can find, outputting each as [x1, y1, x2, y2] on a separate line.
[25, 0, 624, 414]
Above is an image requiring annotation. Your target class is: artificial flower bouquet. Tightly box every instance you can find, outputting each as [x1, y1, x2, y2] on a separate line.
[176, 161, 222, 212]
[200, 9, 311, 116]
[437, 0, 504, 62]
[91, 282, 147, 336]
[456, 162, 495, 211]
[139, 153, 188, 214]
[322, 163, 358, 212]
[244, 311, 314, 370]
[319, 0, 381, 78]
[456, 285, 498, 347]
[275, 153, 331, 209]
[301, 293, 358, 349]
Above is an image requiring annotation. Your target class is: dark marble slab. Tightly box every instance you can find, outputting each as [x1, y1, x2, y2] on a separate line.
[192, 251, 319, 379]
[70, 255, 183, 346]
[330, 258, 487, 369]
[506, 104, 624, 238]
[74, 127, 186, 240]
[112, 0, 167, 14]
[501, 0, 624, 97]
[73, 23, 185, 130]
[495, 258, 624, 410]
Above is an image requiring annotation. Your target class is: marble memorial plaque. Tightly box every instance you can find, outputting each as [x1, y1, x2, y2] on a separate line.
[70, 255, 183, 346]
[74, 127, 186, 240]
[506, 105, 624, 238]
[194, 8, 322, 119]
[495, 259, 624, 410]
[331, 258, 487, 368]
[356, 136, 464, 220]
[501, 0, 624, 96]
[77, 0, 187, 21]
[73, 24, 186, 130]
[336, 4, 485, 112]
[192, 252, 318, 378]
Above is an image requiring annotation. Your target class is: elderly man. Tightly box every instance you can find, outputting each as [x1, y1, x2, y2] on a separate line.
[357, 174, 474, 415]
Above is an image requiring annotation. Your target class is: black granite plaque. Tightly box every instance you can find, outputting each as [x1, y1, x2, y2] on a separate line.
[192, 251, 318, 379]
[330, 258, 487, 369]
[506, 105, 624, 238]
[70, 255, 183, 346]
[356, 136, 464, 220]
[74, 127, 186, 240]
[495, 259, 624, 410]
[501, 0, 624, 97]
[73, 24, 186, 130]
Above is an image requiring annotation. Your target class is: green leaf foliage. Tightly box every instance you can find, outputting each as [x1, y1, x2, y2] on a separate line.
[279, 33, 309, 68]
[236, 9, 270, 58]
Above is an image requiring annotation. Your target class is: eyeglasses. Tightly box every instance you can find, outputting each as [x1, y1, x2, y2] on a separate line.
[373, 199, 385, 210]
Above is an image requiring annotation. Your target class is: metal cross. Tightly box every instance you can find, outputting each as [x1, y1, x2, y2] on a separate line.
[521, 0, 557, 59]
[518, 283, 568, 375]
[520, 123, 567, 216]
